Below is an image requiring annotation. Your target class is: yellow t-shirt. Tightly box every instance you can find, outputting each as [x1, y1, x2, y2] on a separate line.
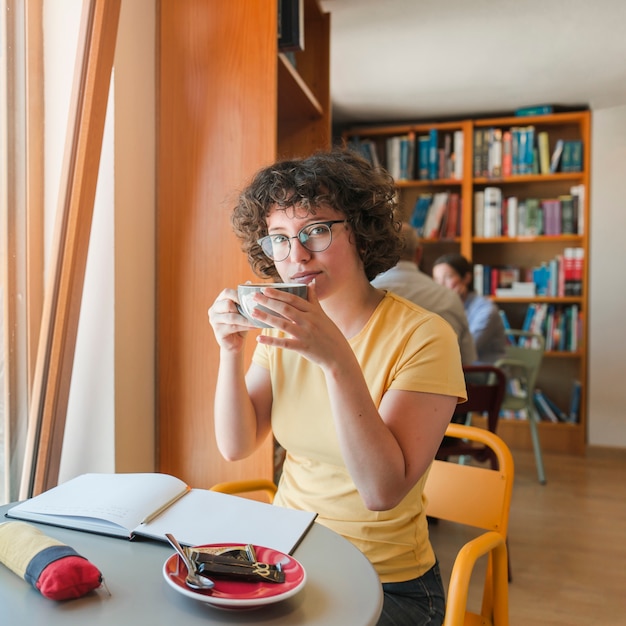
[252, 292, 466, 583]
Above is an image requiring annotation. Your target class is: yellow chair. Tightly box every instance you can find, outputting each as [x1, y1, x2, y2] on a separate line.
[211, 424, 514, 626]
[494, 328, 546, 484]
[426, 423, 514, 626]
[210, 478, 277, 503]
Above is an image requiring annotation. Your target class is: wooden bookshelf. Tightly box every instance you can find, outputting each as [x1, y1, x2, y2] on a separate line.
[343, 110, 590, 454]
[156, 0, 331, 489]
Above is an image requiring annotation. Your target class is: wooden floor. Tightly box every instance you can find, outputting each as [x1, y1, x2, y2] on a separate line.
[429, 445, 626, 625]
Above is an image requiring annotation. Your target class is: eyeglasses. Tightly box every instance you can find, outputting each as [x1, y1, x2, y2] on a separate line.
[257, 220, 346, 262]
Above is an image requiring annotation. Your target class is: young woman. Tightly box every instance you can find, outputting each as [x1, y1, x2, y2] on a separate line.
[208, 149, 466, 625]
[432, 253, 507, 364]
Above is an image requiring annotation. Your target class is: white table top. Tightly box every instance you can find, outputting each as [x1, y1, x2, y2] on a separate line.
[0, 502, 383, 625]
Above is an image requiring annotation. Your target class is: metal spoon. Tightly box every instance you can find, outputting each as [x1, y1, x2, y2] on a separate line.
[165, 533, 214, 591]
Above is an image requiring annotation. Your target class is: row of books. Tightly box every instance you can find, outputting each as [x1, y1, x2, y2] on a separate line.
[500, 382, 581, 424]
[532, 248, 585, 297]
[474, 185, 585, 237]
[500, 302, 582, 352]
[409, 192, 462, 239]
[417, 129, 464, 181]
[347, 130, 464, 182]
[473, 126, 583, 178]
[474, 249, 584, 299]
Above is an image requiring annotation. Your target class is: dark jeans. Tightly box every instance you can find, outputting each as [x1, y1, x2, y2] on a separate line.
[377, 561, 446, 626]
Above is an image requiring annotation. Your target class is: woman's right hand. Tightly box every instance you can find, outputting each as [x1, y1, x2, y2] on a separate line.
[208, 288, 257, 352]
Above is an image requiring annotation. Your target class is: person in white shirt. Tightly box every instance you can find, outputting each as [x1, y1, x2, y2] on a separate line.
[372, 223, 477, 365]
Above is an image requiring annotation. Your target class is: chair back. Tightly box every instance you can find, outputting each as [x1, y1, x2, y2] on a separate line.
[455, 364, 507, 434]
[426, 423, 514, 626]
[437, 365, 507, 468]
[427, 423, 513, 535]
[495, 330, 545, 414]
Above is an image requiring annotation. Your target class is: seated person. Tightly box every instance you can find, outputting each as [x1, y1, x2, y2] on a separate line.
[372, 223, 476, 365]
[432, 252, 507, 364]
[208, 149, 466, 626]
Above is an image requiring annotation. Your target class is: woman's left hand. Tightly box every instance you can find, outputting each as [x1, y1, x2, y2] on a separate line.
[253, 281, 352, 368]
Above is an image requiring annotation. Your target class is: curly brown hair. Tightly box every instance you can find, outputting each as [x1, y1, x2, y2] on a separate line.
[231, 147, 402, 281]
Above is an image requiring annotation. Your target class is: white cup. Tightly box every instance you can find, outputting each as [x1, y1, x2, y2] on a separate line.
[237, 283, 308, 328]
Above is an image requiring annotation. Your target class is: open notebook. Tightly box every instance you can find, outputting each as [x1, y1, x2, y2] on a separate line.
[6, 473, 317, 555]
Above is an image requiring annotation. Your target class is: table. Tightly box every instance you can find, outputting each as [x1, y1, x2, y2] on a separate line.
[0, 503, 383, 625]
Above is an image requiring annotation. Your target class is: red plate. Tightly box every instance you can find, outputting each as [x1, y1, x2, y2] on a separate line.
[162, 543, 306, 610]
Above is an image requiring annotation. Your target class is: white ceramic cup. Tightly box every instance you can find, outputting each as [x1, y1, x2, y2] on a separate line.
[237, 283, 308, 328]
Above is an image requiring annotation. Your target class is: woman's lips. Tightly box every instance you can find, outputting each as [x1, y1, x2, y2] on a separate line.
[290, 272, 319, 284]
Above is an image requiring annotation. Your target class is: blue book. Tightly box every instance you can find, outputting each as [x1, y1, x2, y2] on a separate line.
[521, 303, 537, 333]
[418, 135, 430, 179]
[515, 104, 554, 116]
[498, 309, 516, 345]
[542, 391, 568, 422]
[569, 140, 583, 172]
[399, 137, 410, 180]
[533, 263, 550, 296]
[568, 380, 582, 423]
[428, 128, 439, 180]
[525, 126, 535, 174]
[560, 140, 573, 172]
[409, 194, 433, 235]
[533, 390, 559, 423]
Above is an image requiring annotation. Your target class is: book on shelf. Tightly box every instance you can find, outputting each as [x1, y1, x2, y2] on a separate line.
[422, 191, 449, 239]
[537, 131, 551, 175]
[514, 104, 555, 116]
[488, 128, 503, 178]
[570, 184, 585, 234]
[473, 263, 484, 296]
[409, 193, 432, 234]
[563, 247, 584, 296]
[483, 187, 502, 237]
[5, 473, 317, 554]
[524, 198, 542, 235]
[569, 380, 582, 423]
[542, 389, 568, 421]
[560, 140, 583, 172]
[505, 196, 518, 237]
[568, 140, 583, 172]
[495, 281, 536, 298]
[518, 126, 535, 174]
[428, 128, 438, 180]
[533, 389, 560, 423]
[531, 146, 539, 174]
[473, 191, 485, 237]
[400, 132, 416, 180]
[498, 309, 516, 345]
[559, 194, 577, 234]
[385, 135, 402, 180]
[417, 135, 430, 180]
[349, 137, 380, 168]
[549, 139, 564, 173]
[444, 193, 461, 238]
[453, 130, 464, 180]
[473, 128, 484, 177]
[501, 130, 512, 177]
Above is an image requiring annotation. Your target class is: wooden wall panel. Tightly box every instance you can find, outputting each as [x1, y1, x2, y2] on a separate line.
[157, 0, 276, 488]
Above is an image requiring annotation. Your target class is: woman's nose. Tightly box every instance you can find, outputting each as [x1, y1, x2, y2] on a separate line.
[288, 236, 311, 262]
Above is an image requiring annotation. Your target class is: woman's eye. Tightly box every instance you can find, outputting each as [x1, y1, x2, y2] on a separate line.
[271, 234, 288, 244]
[307, 225, 325, 237]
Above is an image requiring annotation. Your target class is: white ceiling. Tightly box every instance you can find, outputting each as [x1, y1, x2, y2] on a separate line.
[319, 0, 626, 125]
